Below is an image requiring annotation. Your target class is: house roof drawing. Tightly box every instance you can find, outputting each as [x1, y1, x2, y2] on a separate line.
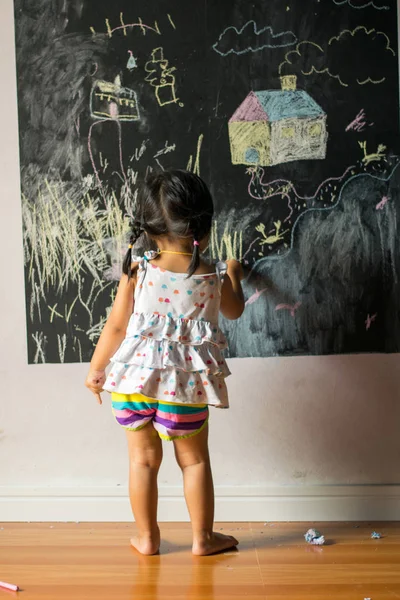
[229, 90, 325, 123]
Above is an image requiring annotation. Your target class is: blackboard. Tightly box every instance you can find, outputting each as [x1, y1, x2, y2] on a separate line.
[14, 0, 400, 362]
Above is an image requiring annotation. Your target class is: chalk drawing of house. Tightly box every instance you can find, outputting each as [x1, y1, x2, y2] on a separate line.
[90, 76, 140, 122]
[228, 76, 327, 167]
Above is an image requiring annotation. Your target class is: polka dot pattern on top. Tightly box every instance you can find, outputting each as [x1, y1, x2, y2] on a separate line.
[103, 252, 230, 408]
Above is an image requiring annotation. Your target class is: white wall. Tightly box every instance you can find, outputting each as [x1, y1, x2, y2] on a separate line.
[1, 0, 399, 521]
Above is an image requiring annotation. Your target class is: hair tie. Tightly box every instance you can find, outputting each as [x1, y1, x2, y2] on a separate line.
[193, 240, 200, 247]
[128, 244, 133, 249]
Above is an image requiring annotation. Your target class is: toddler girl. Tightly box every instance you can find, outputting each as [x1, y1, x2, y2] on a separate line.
[85, 170, 244, 555]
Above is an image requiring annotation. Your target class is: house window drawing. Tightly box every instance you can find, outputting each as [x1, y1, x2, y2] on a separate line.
[309, 123, 322, 137]
[228, 75, 328, 167]
[282, 126, 295, 138]
[90, 77, 140, 121]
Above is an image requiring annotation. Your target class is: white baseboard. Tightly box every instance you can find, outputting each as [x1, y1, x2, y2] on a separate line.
[1, 485, 399, 522]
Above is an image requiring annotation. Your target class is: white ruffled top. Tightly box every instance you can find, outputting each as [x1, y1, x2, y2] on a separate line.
[103, 252, 230, 407]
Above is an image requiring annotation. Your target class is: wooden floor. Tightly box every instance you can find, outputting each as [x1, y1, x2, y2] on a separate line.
[0, 522, 399, 599]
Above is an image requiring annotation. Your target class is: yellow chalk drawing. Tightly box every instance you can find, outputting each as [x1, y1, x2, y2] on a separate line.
[193, 134, 204, 176]
[210, 221, 243, 261]
[138, 17, 146, 35]
[281, 75, 297, 91]
[120, 12, 127, 36]
[73, 336, 83, 363]
[359, 141, 386, 165]
[301, 66, 348, 87]
[65, 297, 79, 323]
[256, 221, 289, 245]
[48, 303, 63, 322]
[328, 26, 394, 85]
[279, 32, 392, 87]
[90, 79, 140, 121]
[22, 177, 129, 312]
[280, 40, 347, 86]
[309, 123, 322, 137]
[57, 333, 67, 363]
[357, 76, 386, 85]
[186, 134, 204, 176]
[279, 41, 323, 75]
[229, 78, 327, 167]
[32, 332, 46, 364]
[24, 165, 127, 362]
[329, 25, 395, 56]
[103, 16, 157, 38]
[229, 121, 270, 165]
[145, 48, 180, 107]
[167, 14, 176, 29]
[282, 126, 295, 138]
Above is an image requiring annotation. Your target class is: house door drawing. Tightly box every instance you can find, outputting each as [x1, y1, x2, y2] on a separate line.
[245, 147, 260, 164]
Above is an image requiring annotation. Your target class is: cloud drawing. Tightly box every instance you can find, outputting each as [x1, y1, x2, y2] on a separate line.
[279, 27, 396, 87]
[213, 20, 297, 57]
[332, 0, 389, 9]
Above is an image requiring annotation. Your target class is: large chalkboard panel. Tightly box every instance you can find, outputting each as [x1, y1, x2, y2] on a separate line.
[14, 0, 400, 362]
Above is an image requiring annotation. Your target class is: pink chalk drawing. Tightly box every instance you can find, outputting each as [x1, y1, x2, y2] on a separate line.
[245, 288, 268, 306]
[109, 101, 119, 119]
[110, 22, 158, 36]
[275, 302, 302, 317]
[229, 91, 268, 123]
[376, 195, 389, 210]
[242, 236, 262, 261]
[88, 118, 127, 196]
[346, 109, 373, 132]
[365, 313, 377, 330]
[247, 165, 355, 202]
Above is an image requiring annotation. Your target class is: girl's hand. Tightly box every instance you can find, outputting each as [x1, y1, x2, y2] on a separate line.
[85, 369, 106, 405]
[226, 259, 245, 281]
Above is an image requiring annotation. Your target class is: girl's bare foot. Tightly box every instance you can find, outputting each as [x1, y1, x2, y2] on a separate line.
[130, 528, 160, 555]
[192, 532, 239, 556]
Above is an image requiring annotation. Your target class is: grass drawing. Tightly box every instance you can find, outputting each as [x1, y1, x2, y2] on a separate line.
[210, 220, 243, 261]
[22, 174, 132, 363]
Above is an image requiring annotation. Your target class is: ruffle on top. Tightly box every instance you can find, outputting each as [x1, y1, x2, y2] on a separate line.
[125, 312, 228, 348]
[111, 329, 230, 376]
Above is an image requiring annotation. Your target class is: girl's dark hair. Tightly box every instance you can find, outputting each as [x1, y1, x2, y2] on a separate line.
[123, 169, 214, 278]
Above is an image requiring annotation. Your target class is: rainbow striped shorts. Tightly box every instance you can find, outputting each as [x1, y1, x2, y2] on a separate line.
[111, 393, 209, 441]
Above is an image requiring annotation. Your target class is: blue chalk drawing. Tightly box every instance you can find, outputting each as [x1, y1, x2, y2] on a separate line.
[332, 0, 389, 9]
[247, 160, 400, 277]
[213, 21, 297, 56]
[245, 148, 260, 164]
[127, 51, 137, 71]
[229, 83, 328, 167]
[254, 90, 324, 122]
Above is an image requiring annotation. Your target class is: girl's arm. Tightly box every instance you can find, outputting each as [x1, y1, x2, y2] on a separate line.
[85, 267, 137, 404]
[220, 259, 245, 320]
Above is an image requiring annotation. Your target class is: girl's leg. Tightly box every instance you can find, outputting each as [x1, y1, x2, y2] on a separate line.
[173, 424, 238, 556]
[125, 424, 163, 555]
